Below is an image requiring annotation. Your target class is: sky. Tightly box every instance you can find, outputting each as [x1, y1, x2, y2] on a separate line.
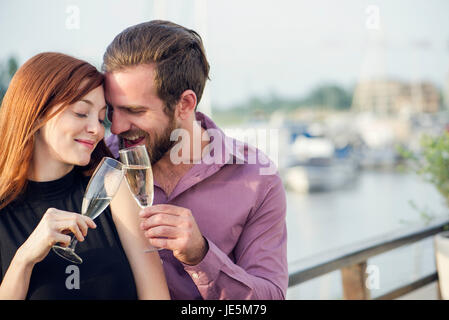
[1, 0, 448, 109]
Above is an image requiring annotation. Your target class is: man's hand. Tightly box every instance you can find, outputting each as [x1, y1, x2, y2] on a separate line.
[139, 204, 208, 265]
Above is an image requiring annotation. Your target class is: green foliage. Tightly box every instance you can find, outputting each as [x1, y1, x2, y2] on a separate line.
[407, 199, 436, 225]
[301, 85, 352, 110]
[0, 56, 19, 105]
[217, 83, 353, 118]
[398, 131, 449, 209]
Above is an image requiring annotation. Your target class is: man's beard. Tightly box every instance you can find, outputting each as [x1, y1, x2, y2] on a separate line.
[119, 114, 178, 165]
[146, 115, 178, 165]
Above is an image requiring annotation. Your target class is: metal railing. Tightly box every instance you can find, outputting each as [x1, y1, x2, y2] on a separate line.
[287, 216, 449, 299]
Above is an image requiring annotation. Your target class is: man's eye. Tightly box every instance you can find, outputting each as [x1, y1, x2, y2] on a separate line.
[127, 109, 144, 114]
[119, 107, 145, 114]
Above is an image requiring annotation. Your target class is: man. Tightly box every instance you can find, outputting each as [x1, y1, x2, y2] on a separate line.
[103, 20, 287, 299]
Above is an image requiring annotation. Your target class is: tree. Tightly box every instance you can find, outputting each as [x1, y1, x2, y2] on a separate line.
[0, 56, 19, 105]
[301, 84, 352, 110]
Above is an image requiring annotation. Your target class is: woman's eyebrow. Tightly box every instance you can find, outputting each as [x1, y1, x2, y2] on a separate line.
[81, 99, 93, 105]
[81, 99, 107, 110]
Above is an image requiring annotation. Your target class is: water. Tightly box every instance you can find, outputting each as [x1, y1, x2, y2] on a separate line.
[285, 170, 448, 299]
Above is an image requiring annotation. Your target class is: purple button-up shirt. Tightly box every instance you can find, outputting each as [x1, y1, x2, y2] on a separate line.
[107, 112, 287, 300]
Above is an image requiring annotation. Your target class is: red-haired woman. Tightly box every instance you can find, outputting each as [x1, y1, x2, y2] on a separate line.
[0, 52, 169, 299]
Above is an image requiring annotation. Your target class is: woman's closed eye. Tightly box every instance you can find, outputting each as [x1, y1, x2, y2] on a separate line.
[75, 112, 105, 125]
[75, 112, 88, 118]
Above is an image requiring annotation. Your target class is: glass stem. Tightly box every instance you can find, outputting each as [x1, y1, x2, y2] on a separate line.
[68, 236, 78, 251]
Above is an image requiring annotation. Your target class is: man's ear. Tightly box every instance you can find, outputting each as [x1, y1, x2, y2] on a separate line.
[176, 90, 197, 120]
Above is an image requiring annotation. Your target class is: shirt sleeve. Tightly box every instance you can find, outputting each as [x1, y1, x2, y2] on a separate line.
[182, 172, 288, 300]
[105, 134, 120, 159]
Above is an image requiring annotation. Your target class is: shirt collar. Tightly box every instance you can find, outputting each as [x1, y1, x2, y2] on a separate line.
[195, 111, 247, 167]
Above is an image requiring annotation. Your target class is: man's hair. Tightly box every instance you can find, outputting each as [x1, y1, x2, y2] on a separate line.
[102, 20, 210, 113]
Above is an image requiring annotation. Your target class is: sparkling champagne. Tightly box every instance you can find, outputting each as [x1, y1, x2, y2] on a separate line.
[81, 197, 112, 219]
[124, 165, 154, 207]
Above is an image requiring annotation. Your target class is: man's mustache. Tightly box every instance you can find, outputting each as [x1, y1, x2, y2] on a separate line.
[119, 130, 148, 140]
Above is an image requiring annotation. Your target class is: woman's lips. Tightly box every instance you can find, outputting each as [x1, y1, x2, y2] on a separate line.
[75, 139, 95, 150]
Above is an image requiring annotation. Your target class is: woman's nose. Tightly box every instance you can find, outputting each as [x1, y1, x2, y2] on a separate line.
[87, 117, 103, 136]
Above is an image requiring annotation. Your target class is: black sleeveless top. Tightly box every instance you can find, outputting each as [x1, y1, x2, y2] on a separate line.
[0, 168, 138, 299]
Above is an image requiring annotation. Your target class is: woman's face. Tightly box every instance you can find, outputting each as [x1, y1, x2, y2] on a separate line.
[35, 85, 107, 167]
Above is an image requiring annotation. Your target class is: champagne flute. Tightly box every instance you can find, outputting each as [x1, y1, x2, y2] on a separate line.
[119, 144, 160, 252]
[52, 157, 124, 264]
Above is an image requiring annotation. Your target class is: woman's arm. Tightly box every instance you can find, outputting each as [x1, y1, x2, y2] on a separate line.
[0, 250, 34, 299]
[0, 209, 96, 299]
[110, 180, 170, 300]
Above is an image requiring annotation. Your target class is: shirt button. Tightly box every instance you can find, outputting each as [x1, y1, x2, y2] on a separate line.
[192, 272, 199, 279]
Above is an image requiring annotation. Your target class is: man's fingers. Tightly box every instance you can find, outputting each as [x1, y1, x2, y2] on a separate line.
[141, 213, 180, 230]
[139, 204, 184, 218]
[148, 237, 178, 251]
[144, 225, 178, 239]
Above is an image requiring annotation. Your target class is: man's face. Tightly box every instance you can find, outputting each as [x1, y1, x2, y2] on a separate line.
[105, 64, 178, 164]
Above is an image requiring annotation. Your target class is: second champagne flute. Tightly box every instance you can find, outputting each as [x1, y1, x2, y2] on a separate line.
[52, 157, 124, 264]
[119, 144, 160, 252]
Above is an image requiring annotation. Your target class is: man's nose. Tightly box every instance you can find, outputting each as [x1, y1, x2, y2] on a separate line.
[110, 109, 131, 135]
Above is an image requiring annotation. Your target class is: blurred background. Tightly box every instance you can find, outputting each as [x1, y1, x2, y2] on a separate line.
[1, 0, 449, 299]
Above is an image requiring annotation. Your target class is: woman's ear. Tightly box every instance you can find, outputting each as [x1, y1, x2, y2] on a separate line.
[176, 90, 197, 120]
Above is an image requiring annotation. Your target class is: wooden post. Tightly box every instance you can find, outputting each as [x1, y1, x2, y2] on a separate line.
[437, 277, 443, 300]
[341, 261, 370, 300]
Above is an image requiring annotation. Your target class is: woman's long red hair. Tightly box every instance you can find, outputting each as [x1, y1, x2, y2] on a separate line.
[0, 52, 111, 209]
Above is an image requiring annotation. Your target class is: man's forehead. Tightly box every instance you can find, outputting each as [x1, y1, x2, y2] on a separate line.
[105, 64, 156, 82]
[104, 67, 158, 104]
[105, 68, 152, 89]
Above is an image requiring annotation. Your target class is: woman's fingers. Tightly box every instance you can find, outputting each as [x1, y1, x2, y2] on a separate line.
[53, 210, 97, 229]
[52, 232, 72, 247]
[82, 215, 97, 229]
[75, 215, 96, 236]
[52, 220, 85, 242]
[18, 208, 97, 266]
[50, 214, 97, 242]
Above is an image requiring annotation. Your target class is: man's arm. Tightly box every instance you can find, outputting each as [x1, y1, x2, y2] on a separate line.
[182, 173, 288, 299]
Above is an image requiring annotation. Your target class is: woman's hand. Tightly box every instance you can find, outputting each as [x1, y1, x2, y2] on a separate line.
[16, 208, 97, 266]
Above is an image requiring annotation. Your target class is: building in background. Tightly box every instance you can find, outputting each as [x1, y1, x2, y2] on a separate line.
[352, 79, 441, 115]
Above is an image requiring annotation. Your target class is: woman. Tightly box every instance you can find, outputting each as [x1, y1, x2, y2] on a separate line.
[0, 52, 170, 299]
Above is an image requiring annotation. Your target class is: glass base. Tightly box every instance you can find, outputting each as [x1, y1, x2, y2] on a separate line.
[52, 246, 83, 264]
